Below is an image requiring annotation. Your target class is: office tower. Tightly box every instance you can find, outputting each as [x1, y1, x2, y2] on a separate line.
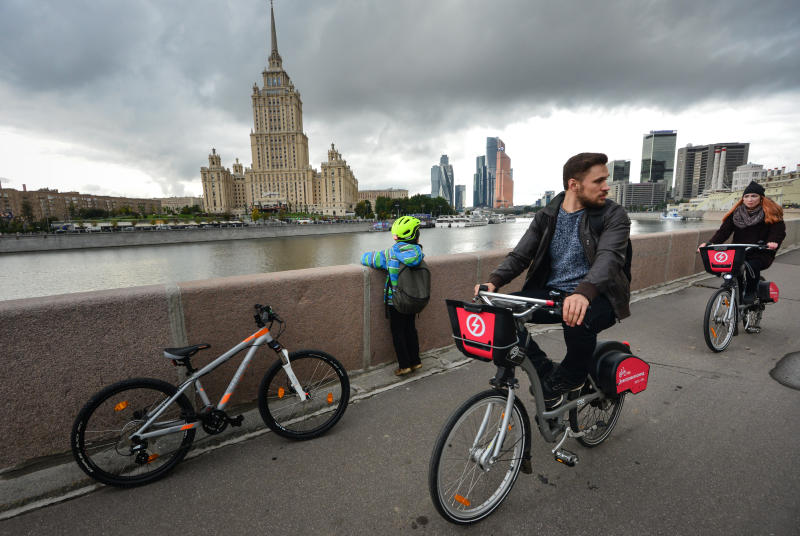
[640, 131, 677, 188]
[673, 142, 749, 198]
[431, 155, 455, 206]
[486, 137, 499, 207]
[473, 155, 488, 207]
[494, 140, 513, 208]
[607, 160, 630, 183]
[455, 185, 466, 211]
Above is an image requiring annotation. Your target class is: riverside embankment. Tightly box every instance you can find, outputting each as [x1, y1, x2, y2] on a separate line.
[0, 221, 372, 253]
[1, 222, 798, 478]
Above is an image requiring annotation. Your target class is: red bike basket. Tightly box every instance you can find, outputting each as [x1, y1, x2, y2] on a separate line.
[446, 300, 518, 365]
[700, 246, 745, 274]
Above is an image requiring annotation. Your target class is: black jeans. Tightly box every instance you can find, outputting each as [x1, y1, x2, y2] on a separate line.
[388, 305, 421, 369]
[512, 288, 617, 383]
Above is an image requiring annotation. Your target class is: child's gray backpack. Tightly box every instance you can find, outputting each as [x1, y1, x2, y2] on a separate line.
[388, 260, 431, 314]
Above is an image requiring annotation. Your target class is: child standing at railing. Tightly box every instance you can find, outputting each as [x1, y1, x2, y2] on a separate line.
[361, 216, 424, 376]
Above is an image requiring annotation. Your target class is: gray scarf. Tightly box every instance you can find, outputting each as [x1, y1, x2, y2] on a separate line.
[732, 204, 764, 229]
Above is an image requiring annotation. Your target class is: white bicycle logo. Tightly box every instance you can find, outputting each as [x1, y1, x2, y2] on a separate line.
[465, 314, 486, 337]
[713, 251, 731, 263]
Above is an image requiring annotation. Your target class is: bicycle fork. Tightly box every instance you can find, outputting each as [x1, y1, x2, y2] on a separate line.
[471, 388, 518, 472]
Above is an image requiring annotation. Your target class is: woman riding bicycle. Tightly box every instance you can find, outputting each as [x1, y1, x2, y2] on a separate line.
[698, 181, 786, 304]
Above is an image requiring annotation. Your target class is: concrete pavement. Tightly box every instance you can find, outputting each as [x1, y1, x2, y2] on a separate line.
[1, 248, 798, 534]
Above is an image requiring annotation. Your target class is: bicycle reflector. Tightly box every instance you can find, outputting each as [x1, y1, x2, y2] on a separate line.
[114, 401, 128, 412]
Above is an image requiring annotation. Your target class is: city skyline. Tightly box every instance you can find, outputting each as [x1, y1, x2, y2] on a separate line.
[1, 1, 798, 207]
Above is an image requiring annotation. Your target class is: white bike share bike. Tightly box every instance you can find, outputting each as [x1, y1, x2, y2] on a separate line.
[428, 288, 650, 524]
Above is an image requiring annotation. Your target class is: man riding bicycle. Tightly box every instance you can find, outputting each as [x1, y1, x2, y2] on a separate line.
[476, 152, 631, 408]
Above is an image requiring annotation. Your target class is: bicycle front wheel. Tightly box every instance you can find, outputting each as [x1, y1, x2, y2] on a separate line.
[569, 385, 625, 447]
[258, 350, 350, 440]
[429, 390, 528, 525]
[71, 378, 196, 487]
[703, 288, 736, 352]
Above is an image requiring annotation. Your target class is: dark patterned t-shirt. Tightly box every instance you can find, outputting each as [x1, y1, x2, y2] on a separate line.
[546, 207, 589, 292]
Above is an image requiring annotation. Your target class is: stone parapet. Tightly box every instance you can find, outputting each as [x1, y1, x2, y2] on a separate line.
[0, 222, 797, 470]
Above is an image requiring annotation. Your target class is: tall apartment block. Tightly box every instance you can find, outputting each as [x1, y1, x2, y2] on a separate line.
[673, 142, 749, 199]
[201, 4, 358, 216]
[431, 155, 455, 206]
[494, 139, 513, 208]
[640, 130, 677, 188]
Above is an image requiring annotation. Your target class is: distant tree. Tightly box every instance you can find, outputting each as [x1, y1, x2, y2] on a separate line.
[354, 200, 371, 218]
[21, 200, 34, 223]
[251, 207, 262, 222]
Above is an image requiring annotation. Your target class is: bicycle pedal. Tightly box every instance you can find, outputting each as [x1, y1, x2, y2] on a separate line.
[553, 449, 578, 467]
[228, 415, 244, 427]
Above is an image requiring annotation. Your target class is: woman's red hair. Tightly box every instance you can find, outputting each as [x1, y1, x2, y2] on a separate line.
[722, 195, 784, 224]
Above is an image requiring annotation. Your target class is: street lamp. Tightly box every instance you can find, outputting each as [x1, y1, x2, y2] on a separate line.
[394, 202, 400, 218]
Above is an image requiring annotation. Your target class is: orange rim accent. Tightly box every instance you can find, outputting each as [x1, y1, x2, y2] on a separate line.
[454, 494, 470, 506]
[114, 401, 128, 412]
[327, 393, 334, 405]
[147, 454, 160, 463]
[220, 393, 232, 405]
[243, 327, 270, 343]
[180, 423, 195, 431]
[278, 387, 285, 399]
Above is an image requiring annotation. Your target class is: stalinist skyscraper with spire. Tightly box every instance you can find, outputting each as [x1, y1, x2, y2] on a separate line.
[201, 2, 358, 216]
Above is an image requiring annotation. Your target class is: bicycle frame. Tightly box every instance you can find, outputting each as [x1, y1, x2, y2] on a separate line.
[472, 291, 607, 462]
[131, 327, 305, 442]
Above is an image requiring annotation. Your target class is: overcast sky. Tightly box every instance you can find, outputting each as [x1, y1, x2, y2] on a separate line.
[1, 0, 798, 206]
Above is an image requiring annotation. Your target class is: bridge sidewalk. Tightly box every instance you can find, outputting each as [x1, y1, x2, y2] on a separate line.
[1, 248, 798, 533]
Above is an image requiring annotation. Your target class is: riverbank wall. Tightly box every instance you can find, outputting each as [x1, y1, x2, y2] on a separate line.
[0, 222, 372, 253]
[1, 222, 799, 471]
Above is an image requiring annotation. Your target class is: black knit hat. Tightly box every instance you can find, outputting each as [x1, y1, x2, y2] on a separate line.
[743, 181, 765, 197]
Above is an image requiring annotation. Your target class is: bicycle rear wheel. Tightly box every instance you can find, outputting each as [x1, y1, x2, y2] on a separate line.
[258, 350, 350, 440]
[703, 288, 736, 352]
[429, 390, 528, 525]
[71, 378, 196, 487]
[569, 385, 625, 447]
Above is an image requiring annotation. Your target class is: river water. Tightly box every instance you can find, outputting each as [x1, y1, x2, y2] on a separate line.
[0, 218, 714, 301]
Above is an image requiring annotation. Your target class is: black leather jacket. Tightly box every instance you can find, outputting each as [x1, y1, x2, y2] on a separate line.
[488, 192, 631, 320]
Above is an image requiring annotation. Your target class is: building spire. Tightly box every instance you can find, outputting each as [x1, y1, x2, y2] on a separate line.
[268, 0, 283, 70]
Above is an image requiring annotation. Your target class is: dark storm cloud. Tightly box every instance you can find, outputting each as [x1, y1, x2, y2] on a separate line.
[1, 0, 798, 193]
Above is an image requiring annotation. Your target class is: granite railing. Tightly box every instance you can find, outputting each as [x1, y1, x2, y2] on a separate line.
[1, 221, 798, 470]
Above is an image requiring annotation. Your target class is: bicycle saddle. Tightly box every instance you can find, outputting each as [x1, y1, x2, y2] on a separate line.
[163, 343, 211, 359]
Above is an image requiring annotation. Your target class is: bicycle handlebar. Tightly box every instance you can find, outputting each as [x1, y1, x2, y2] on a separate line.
[475, 290, 561, 319]
[254, 304, 282, 328]
[699, 243, 769, 251]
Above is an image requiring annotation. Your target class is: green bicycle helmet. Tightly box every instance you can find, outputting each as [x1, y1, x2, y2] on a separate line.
[391, 216, 421, 242]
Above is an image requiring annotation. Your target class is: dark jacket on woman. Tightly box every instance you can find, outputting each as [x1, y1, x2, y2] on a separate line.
[488, 192, 632, 320]
[708, 216, 786, 269]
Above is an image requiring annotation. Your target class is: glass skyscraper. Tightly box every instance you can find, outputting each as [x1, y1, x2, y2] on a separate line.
[640, 130, 677, 186]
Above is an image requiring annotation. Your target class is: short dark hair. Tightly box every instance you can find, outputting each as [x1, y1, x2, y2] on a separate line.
[562, 152, 608, 189]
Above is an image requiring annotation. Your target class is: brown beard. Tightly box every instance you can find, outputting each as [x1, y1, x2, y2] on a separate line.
[576, 185, 606, 209]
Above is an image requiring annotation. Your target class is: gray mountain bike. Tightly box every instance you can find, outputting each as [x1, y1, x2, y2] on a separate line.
[71, 304, 349, 487]
[429, 289, 650, 525]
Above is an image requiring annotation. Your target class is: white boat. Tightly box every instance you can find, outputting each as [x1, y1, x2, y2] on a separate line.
[435, 215, 488, 228]
[660, 209, 685, 221]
